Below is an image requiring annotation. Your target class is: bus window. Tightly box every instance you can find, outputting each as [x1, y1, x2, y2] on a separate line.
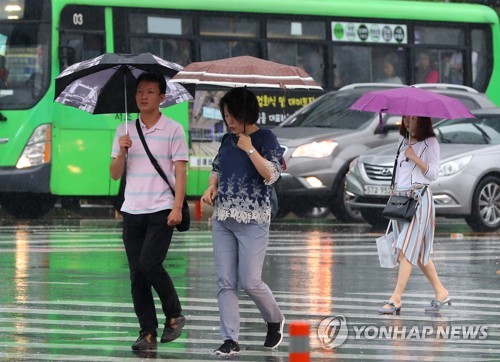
[0, 1, 50, 109]
[267, 42, 325, 86]
[128, 13, 193, 36]
[199, 16, 260, 61]
[333, 46, 371, 87]
[199, 17, 259, 37]
[267, 19, 325, 40]
[266, 19, 325, 86]
[373, 48, 407, 85]
[59, 5, 105, 68]
[332, 45, 407, 88]
[200, 40, 259, 61]
[441, 50, 471, 85]
[414, 25, 464, 46]
[472, 28, 489, 91]
[59, 33, 105, 68]
[414, 50, 440, 83]
[413, 49, 471, 85]
[130, 37, 192, 66]
[115, 11, 193, 66]
[0, 54, 8, 88]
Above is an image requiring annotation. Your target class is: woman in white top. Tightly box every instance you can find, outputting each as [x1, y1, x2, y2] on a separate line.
[378, 115, 450, 315]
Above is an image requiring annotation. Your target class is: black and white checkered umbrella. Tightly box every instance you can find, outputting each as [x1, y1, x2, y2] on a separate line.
[55, 52, 193, 117]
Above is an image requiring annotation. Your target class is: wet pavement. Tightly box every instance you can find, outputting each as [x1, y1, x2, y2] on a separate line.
[0, 215, 499, 361]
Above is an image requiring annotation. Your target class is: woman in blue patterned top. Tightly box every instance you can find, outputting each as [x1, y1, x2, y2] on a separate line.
[201, 87, 285, 357]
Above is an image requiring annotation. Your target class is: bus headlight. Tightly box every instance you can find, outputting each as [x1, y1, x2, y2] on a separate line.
[291, 140, 337, 158]
[16, 124, 52, 169]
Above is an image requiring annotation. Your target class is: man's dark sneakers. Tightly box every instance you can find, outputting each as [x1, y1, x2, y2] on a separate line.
[264, 317, 285, 349]
[161, 315, 186, 343]
[214, 339, 240, 356]
[131, 331, 157, 351]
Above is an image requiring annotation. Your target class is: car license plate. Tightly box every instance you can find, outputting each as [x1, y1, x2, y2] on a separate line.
[364, 185, 392, 196]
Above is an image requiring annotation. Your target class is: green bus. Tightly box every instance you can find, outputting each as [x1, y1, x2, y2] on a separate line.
[0, 0, 499, 218]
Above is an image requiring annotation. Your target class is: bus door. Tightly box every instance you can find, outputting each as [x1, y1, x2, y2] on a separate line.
[52, 5, 114, 200]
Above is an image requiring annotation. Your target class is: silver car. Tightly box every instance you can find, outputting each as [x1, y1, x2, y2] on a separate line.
[346, 108, 500, 231]
[273, 83, 495, 221]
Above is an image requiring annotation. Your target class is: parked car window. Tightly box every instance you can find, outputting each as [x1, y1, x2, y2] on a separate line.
[435, 116, 500, 144]
[281, 92, 375, 129]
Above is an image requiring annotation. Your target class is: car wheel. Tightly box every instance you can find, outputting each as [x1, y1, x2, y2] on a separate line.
[360, 209, 388, 228]
[330, 171, 364, 222]
[273, 201, 292, 219]
[0, 193, 57, 219]
[293, 206, 330, 219]
[465, 176, 500, 232]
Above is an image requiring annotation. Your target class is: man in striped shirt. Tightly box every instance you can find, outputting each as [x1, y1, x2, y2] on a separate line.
[110, 72, 188, 352]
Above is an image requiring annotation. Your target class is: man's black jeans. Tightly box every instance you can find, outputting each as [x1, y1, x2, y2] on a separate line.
[122, 210, 182, 335]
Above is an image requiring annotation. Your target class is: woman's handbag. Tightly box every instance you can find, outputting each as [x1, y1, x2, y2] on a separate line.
[375, 222, 398, 268]
[382, 191, 425, 222]
[136, 120, 190, 232]
[382, 140, 426, 222]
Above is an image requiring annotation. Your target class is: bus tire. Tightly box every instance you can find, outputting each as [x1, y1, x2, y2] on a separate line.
[0, 193, 57, 219]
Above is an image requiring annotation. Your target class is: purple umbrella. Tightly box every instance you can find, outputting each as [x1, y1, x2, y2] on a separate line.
[349, 86, 475, 120]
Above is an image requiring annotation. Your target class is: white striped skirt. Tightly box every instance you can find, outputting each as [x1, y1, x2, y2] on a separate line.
[391, 186, 435, 266]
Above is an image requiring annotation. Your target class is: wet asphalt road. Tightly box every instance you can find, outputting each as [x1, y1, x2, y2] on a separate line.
[0, 214, 499, 361]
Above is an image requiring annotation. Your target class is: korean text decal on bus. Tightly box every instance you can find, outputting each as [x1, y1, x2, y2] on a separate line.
[0, 0, 498, 218]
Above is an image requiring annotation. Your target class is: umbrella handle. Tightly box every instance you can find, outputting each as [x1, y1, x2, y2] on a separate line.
[124, 72, 128, 134]
[409, 117, 412, 145]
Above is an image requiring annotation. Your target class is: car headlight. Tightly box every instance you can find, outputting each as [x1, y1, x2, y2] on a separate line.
[349, 157, 359, 173]
[291, 140, 337, 158]
[438, 155, 473, 177]
[16, 124, 52, 169]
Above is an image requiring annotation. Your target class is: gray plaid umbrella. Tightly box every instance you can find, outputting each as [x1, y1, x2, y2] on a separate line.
[55, 53, 193, 131]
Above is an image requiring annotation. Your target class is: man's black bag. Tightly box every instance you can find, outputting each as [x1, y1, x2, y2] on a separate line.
[136, 120, 190, 232]
[176, 199, 191, 232]
[112, 174, 126, 213]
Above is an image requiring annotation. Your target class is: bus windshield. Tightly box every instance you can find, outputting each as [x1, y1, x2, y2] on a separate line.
[0, 0, 51, 109]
